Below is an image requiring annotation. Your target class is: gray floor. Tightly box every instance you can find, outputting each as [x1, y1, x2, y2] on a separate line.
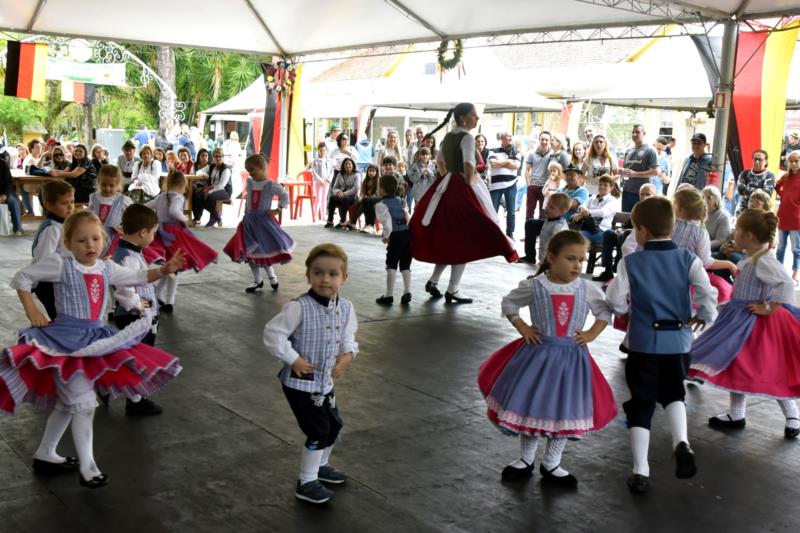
[0, 224, 798, 533]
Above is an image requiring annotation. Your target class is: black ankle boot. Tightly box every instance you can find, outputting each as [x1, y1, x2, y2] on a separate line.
[425, 281, 442, 298]
[445, 291, 473, 304]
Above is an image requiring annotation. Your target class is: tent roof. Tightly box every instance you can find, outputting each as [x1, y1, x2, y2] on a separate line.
[2, 1, 799, 57]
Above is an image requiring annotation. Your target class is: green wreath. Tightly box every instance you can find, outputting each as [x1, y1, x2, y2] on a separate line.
[437, 39, 463, 71]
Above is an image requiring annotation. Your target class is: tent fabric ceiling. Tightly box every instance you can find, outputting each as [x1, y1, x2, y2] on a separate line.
[1, 1, 798, 56]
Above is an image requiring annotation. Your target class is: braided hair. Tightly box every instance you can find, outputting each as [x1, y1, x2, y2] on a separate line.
[423, 102, 475, 142]
[736, 208, 778, 265]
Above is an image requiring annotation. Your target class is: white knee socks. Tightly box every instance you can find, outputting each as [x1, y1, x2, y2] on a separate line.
[385, 269, 397, 297]
[778, 399, 800, 429]
[447, 264, 466, 293]
[33, 409, 72, 463]
[157, 275, 178, 305]
[509, 434, 538, 468]
[320, 445, 334, 467]
[265, 265, 277, 284]
[729, 392, 747, 420]
[665, 401, 689, 448]
[630, 427, 650, 476]
[542, 437, 569, 477]
[299, 447, 324, 485]
[71, 408, 102, 479]
[429, 264, 446, 285]
[250, 264, 262, 284]
[401, 270, 411, 295]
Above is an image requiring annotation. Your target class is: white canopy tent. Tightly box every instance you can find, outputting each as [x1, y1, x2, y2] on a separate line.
[2, 1, 798, 57]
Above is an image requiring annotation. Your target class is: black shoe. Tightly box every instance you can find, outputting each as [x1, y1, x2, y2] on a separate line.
[245, 281, 264, 293]
[98, 392, 110, 407]
[784, 418, 799, 439]
[539, 464, 578, 488]
[79, 473, 109, 489]
[674, 441, 697, 479]
[157, 299, 167, 307]
[445, 291, 473, 304]
[708, 414, 746, 430]
[627, 473, 649, 494]
[517, 255, 536, 264]
[425, 281, 443, 299]
[160, 303, 174, 313]
[325, 222, 334, 229]
[376, 295, 394, 305]
[270, 280, 279, 291]
[501, 460, 534, 481]
[334, 223, 345, 229]
[32, 457, 79, 475]
[125, 398, 163, 417]
[618, 342, 630, 354]
[592, 271, 614, 282]
[400, 293, 412, 304]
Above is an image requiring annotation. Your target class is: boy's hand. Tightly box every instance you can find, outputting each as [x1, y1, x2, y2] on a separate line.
[688, 316, 706, 332]
[162, 250, 186, 274]
[27, 309, 49, 328]
[331, 352, 353, 379]
[291, 356, 315, 377]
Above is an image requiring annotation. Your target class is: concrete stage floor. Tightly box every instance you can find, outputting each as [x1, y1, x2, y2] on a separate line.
[0, 224, 798, 533]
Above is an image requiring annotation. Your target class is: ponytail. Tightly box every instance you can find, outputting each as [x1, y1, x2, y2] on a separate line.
[424, 102, 475, 142]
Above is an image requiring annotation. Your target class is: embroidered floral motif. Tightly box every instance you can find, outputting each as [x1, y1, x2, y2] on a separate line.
[310, 394, 325, 407]
[90, 278, 101, 304]
[557, 301, 570, 326]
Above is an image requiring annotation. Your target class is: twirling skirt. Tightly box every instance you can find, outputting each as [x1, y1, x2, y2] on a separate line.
[689, 299, 800, 399]
[478, 337, 617, 438]
[143, 223, 218, 272]
[0, 314, 181, 413]
[223, 211, 294, 266]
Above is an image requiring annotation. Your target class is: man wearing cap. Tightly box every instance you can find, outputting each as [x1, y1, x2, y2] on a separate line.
[676, 133, 714, 192]
[620, 124, 659, 212]
[324, 124, 342, 155]
[781, 131, 800, 170]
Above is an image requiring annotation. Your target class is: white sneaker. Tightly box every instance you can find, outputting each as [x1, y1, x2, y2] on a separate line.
[361, 225, 374, 234]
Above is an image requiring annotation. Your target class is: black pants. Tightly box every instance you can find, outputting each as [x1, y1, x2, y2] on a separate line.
[190, 181, 208, 220]
[601, 229, 631, 272]
[623, 351, 690, 430]
[354, 196, 382, 226]
[33, 282, 57, 320]
[386, 230, 412, 270]
[112, 313, 157, 346]
[327, 195, 355, 224]
[524, 218, 545, 259]
[283, 385, 343, 450]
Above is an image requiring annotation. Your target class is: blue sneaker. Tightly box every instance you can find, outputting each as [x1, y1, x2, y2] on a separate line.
[295, 480, 334, 504]
[318, 465, 347, 484]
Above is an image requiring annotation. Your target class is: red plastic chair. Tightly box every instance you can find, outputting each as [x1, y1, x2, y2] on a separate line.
[292, 170, 315, 222]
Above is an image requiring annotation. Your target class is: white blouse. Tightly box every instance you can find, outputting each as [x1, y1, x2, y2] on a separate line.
[501, 276, 612, 324]
[11, 253, 147, 292]
[738, 252, 796, 305]
[581, 193, 620, 231]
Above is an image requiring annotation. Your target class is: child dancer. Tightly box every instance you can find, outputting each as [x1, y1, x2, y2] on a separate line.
[0, 211, 184, 488]
[606, 196, 718, 494]
[478, 231, 617, 487]
[689, 209, 800, 439]
[110, 204, 169, 416]
[375, 175, 412, 305]
[144, 170, 219, 312]
[31, 181, 75, 319]
[311, 143, 334, 222]
[88, 164, 132, 257]
[536, 192, 570, 264]
[672, 187, 736, 304]
[262, 243, 358, 504]
[223, 154, 294, 292]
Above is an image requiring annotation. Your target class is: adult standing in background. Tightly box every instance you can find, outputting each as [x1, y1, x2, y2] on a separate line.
[581, 133, 618, 195]
[374, 129, 404, 166]
[780, 131, 800, 170]
[475, 133, 490, 186]
[619, 124, 659, 212]
[487, 131, 522, 240]
[0, 157, 22, 235]
[653, 136, 671, 195]
[177, 123, 197, 160]
[330, 134, 359, 175]
[324, 124, 342, 154]
[222, 131, 242, 169]
[735, 150, 775, 214]
[155, 127, 172, 151]
[676, 133, 714, 191]
[524, 131, 552, 219]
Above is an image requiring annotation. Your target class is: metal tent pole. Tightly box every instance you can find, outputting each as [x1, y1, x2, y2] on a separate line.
[711, 19, 739, 174]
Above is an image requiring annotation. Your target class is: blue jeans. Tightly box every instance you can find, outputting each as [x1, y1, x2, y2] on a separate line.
[406, 183, 414, 212]
[490, 186, 516, 237]
[777, 229, 800, 271]
[581, 229, 604, 245]
[621, 190, 639, 213]
[515, 181, 527, 211]
[4, 195, 21, 232]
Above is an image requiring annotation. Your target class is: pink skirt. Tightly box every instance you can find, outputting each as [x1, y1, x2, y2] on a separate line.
[143, 223, 218, 273]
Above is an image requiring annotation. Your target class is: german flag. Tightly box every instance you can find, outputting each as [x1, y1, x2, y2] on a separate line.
[4, 41, 48, 101]
[61, 81, 96, 105]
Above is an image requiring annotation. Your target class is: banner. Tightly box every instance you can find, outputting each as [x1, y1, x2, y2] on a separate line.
[46, 57, 126, 86]
[4, 42, 48, 101]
